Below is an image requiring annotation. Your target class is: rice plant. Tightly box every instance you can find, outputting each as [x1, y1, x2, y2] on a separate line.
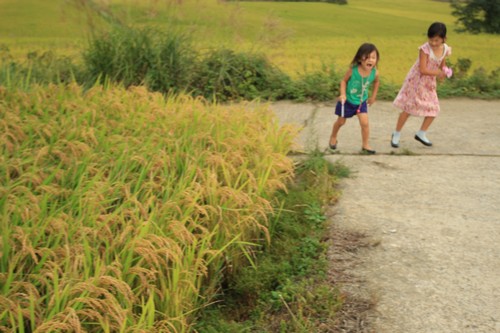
[0, 83, 296, 332]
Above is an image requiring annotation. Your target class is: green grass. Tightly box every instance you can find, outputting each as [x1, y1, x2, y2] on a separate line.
[1, 0, 499, 85]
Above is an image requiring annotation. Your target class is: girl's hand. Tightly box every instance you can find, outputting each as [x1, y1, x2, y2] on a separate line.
[443, 66, 453, 78]
[437, 69, 446, 80]
[338, 94, 346, 104]
[367, 97, 376, 106]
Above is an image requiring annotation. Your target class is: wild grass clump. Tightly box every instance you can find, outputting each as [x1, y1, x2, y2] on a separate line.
[0, 83, 296, 332]
[191, 49, 291, 102]
[195, 151, 347, 332]
[83, 27, 197, 93]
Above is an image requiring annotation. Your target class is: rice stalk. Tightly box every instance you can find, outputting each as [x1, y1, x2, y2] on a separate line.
[1, 83, 296, 331]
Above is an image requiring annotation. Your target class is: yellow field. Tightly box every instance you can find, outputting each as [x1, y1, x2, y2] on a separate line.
[1, 0, 499, 84]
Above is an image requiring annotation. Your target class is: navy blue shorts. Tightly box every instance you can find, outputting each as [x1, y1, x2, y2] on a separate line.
[334, 100, 368, 118]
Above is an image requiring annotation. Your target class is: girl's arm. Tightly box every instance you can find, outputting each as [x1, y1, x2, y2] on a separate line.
[439, 58, 447, 70]
[419, 49, 446, 79]
[339, 68, 352, 103]
[437, 58, 448, 81]
[368, 70, 379, 106]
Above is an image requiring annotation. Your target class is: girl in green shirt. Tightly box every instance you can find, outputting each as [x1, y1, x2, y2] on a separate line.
[329, 43, 380, 154]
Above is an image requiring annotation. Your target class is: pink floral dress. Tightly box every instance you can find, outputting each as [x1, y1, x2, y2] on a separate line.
[393, 42, 452, 117]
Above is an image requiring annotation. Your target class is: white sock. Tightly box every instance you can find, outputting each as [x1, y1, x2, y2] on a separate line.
[416, 130, 430, 142]
[392, 131, 401, 143]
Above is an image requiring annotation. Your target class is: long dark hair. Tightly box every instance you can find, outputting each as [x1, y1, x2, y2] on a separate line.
[428, 22, 447, 39]
[350, 43, 379, 67]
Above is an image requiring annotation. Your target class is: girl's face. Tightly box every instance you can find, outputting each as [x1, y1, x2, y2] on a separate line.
[428, 36, 445, 49]
[360, 51, 378, 70]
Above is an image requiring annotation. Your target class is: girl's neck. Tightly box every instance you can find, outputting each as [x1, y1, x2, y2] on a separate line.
[429, 42, 445, 57]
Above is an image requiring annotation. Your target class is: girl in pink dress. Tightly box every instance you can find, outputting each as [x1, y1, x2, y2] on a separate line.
[391, 22, 452, 148]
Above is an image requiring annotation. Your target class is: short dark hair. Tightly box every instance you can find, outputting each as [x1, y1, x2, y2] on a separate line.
[351, 43, 379, 67]
[428, 22, 447, 39]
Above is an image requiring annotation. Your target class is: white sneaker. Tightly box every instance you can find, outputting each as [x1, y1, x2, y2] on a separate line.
[391, 133, 400, 148]
[414, 133, 432, 146]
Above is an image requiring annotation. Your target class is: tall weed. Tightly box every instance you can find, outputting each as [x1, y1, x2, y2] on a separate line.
[83, 27, 196, 93]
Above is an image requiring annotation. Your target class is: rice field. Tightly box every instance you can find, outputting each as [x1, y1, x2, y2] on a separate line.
[0, 83, 297, 331]
[1, 0, 499, 84]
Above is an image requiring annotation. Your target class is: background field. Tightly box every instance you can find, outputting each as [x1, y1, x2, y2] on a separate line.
[1, 0, 499, 84]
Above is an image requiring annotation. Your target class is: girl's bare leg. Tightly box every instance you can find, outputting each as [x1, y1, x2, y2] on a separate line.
[396, 111, 410, 132]
[329, 117, 346, 146]
[357, 113, 372, 150]
[420, 116, 435, 131]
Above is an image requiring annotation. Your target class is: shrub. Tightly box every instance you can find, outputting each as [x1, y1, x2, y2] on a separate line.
[83, 27, 155, 87]
[144, 32, 197, 94]
[287, 64, 342, 102]
[439, 57, 500, 98]
[190, 49, 291, 102]
[83, 27, 196, 93]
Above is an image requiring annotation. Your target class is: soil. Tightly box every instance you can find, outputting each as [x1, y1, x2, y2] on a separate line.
[270, 99, 500, 333]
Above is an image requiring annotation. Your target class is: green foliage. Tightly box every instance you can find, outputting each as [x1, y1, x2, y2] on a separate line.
[84, 27, 153, 86]
[83, 27, 197, 93]
[451, 57, 472, 79]
[451, 0, 500, 34]
[144, 32, 197, 93]
[286, 65, 341, 102]
[438, 57, 500, 98]
[191, 49, 291, 102]
[195, 151, 347, 332]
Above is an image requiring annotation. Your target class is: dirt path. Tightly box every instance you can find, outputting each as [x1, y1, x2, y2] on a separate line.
[270, 99, 500, 333]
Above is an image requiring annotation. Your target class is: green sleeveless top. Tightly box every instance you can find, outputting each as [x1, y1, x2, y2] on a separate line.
[346, 66, 377, 105]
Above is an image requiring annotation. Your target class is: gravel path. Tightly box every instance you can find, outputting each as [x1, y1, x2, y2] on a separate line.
[271, 99, 500, 333]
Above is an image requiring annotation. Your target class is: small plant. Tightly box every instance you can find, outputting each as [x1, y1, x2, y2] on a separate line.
[390, 148, 415, 156]
[304, 203, 326, 226]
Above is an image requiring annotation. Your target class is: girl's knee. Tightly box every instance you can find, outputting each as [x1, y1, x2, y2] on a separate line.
[337, 117, 347, 125]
